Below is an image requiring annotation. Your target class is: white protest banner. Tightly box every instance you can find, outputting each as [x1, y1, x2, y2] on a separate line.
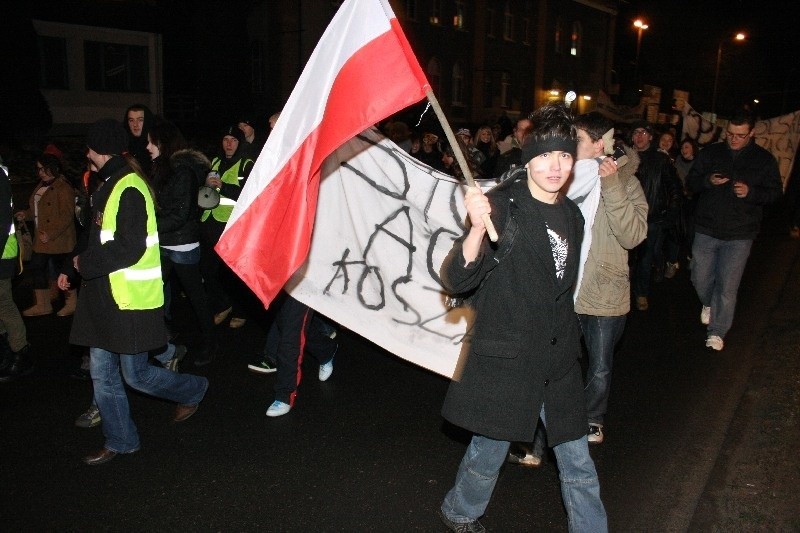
[286, 128, 599, 378]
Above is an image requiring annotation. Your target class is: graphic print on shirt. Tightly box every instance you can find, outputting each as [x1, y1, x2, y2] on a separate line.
[546, 223, 568, 279]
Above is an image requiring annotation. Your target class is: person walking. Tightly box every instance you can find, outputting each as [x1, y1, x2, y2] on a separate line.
[71, 119, 208, 466]
[0, 165, 32, 382]
[198, 125, 254, 344]
[437, 104, 607, 532]
[686, 114, 782, 351]
[629, 120, 681, 311]
[15, 153, 77, 317]
[146, 118, 217, 366]
[572, 113, 647, 444]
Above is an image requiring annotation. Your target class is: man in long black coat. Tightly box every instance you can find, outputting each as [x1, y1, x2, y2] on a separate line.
[437, 104, 607, 532]
[69, 119, 209, 466]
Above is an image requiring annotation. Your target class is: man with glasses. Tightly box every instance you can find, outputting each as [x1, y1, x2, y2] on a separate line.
[686, 114, 781, 351]
[629, 120, 681, 311]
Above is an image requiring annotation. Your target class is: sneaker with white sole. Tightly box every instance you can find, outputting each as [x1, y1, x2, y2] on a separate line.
[705, 335, 724, 351]
[700, 306, 711, 326]
[75, 405, 101, 428]
[163, 344, 187, 372]
[507, 448, 542, 467]
[266, 400, 291, 417]
[588, 424, 604, 444]
[319, 345, 337, 382]
[247, 358, 277, 374]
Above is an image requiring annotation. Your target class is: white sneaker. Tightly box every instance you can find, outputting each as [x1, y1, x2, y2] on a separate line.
[705, 335, 724, 351]
[507, 450, 542, 467]
[319, 357, 334, 382]
[266, 400, 291, 417]
[700, 306, 711, 326]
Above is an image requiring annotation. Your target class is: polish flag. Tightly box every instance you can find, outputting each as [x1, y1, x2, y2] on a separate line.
[215, 0, 429, 308]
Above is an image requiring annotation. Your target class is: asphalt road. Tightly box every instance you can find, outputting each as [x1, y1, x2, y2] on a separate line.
[1, 212, 797, 532]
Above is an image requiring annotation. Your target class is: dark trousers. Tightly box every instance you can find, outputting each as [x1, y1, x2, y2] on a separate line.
[633, 222, 664, 297]
[27, 251, 70, 289]
[264, 292, 336, 405]
[200, 219, 235, 315]
[161, 247, 216, 346]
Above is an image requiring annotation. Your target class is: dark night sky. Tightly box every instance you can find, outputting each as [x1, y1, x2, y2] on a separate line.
[614, 0, 800, 119]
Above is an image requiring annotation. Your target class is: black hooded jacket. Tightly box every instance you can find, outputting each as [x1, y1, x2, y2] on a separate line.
[153, 149, 211, 246]
[123, 104, 155, 176]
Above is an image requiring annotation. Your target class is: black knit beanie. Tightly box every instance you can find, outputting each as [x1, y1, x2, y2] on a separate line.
[87, 119, 129, 155]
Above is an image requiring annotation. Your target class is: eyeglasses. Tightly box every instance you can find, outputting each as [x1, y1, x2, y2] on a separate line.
[632, 130, 649, 136]
[726, 131, 749, 140]
[35, 165, 45, 172]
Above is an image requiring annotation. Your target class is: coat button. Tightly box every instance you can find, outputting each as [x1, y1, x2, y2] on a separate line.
[550, 337, 557, 345]
[544, 379, 550, 386]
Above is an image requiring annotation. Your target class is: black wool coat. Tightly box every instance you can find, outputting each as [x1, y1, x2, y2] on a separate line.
[440, 176, 587, 446]
[69, 157, 167, 354]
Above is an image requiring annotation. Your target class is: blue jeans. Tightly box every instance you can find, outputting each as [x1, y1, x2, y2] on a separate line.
[690, 233, 752, 339]
[580, 314, 627, 425]
[90, 347, 208, 453]
[442, 408, 607, 532]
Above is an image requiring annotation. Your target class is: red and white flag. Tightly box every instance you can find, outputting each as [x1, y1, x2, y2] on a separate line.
[216, 0, 429, 307]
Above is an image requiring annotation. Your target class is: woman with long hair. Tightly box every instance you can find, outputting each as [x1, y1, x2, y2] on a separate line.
[16, 153, 77, 316]
[146, 118, 217, 366]
[473, 125, 499, 178]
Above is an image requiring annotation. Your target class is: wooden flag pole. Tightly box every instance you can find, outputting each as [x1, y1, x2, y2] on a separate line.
[425, 89, 498, 242]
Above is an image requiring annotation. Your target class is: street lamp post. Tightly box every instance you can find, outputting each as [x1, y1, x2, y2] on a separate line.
[633, 19, 649, 87]
[712, 32, 746, 117]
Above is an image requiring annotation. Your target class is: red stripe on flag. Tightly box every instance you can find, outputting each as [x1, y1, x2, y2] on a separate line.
[216, 27, 428, 307]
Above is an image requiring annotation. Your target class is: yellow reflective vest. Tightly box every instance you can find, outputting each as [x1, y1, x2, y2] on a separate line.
[100, 173, 163, 310]
[3, 195, 18, 259]
[201, 157, 251, 223]
[2, 222, 17, 259]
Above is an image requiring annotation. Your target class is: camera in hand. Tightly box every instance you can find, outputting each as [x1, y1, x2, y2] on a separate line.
[612, 145, 629, 167]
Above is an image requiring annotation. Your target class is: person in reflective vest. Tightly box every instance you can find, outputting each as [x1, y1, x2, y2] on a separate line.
[0, 165, 31, 382]
[197, 125, 254, 355]
[68, 119, 208, 466]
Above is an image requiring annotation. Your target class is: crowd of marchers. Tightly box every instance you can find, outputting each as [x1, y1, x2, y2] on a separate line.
[0, 100, 784, 532]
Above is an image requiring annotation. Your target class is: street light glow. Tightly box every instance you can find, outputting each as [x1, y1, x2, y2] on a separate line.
[712, 32, 748, 116]
[633, 19, 649, 87]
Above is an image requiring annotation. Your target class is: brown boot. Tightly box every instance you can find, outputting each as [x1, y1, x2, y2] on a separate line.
[22, 289, 53, 317]
[57, 289, 78, 317]
[49, 280, 61, 303]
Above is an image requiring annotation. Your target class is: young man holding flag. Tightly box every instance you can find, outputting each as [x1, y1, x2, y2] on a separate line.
[438, 104, 607, 532]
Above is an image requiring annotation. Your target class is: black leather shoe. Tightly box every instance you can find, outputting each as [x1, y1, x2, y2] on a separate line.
[0, 345, 33, 383]
[173, 403, 199, 422]
[83, 448, 118, 466]
[83, 446, 139, 466]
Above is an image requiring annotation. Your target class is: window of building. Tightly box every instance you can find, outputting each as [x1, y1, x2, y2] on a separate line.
[406, 0, 418, 21]
[503, 2, 515, 41]
[500, 72, 511, 108]
[427, 57, 441, 96]
[38, 35, 68, 90]
[522, 17, 531, 45]
[84, 40, 149, 92]
[430, 0, 442, 25]
[487, 8, 496, 38]
[451, 62, 464, 106]
[483, 76, 493, 108]
[570, 21, 582, 56]
[453, 1, 465, 30]
[250, 40, 264, 94]
[554, 18, 563, 54]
